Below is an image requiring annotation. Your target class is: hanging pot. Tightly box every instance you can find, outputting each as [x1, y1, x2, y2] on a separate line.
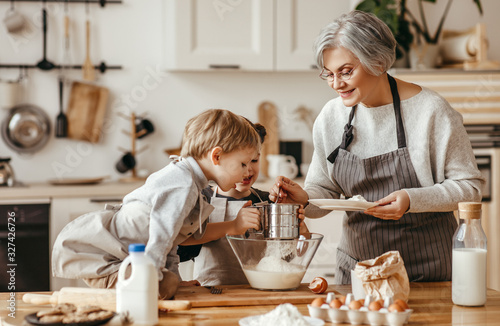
[1, 104, 51, 153]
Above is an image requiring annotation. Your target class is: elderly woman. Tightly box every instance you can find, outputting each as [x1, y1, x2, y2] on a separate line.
[270, 10, 484, 284]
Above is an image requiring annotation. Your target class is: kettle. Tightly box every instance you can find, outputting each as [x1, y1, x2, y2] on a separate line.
[0, 157, 16, 187]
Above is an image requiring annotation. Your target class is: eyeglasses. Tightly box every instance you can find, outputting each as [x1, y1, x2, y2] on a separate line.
[319, 63, 360, 82]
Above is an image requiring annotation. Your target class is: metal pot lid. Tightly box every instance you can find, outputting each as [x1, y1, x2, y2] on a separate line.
[1, 104, 51, 153]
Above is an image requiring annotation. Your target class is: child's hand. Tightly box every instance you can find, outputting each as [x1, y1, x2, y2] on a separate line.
[229, 200, 261, 235]
[180, 280, 201, 287]
[297, 205, 308, 233]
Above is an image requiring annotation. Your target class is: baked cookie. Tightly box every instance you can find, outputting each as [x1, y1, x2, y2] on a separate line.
[39, 315, 65, 323]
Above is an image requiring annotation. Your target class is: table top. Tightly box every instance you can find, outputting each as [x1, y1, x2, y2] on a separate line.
[1, 282, 499, 325]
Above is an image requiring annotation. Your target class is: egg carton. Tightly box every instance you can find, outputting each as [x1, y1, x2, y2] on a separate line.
[307, 293, 413, 326]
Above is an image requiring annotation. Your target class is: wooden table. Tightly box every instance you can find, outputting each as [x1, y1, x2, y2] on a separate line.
[1, 282, 500, 325]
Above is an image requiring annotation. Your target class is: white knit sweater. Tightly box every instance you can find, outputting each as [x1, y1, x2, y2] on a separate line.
[304, 87, 485, 217]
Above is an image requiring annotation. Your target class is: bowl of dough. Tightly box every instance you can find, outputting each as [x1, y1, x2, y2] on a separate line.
[227, 233, 324, 290]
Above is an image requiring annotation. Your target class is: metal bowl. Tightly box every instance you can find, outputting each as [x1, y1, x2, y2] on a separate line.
[1, 104, 51, 153]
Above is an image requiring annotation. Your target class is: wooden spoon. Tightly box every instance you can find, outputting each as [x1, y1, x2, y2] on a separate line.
[82, 19, 95, 81]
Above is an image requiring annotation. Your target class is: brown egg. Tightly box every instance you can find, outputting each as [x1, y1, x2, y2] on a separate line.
[308, 277, 328, 294]
[348, 300, 362, 310]
[329, 299, 343, 309]
[388, 303, 405, 313]
[311, 297, 326, 307]
[358, 299, 365, 306]
[338, 295, 347, 305]
[368, 301, 383, 311]
[394, 299, 410, 310]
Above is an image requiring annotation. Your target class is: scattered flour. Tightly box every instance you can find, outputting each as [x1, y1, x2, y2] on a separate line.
[244, 303, 309, 326]
[348, 195, 368, 202]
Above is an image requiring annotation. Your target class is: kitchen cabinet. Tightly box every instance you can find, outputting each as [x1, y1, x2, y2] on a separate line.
[163, 0, 351, 71]
[50, 196, 123, 290]
[275, 0, 351, 71]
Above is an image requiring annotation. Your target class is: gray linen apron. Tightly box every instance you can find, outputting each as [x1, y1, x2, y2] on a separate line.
[329, 74, 457, 284]
[193, 187, 266, 285]
[52, 157, 213, 280]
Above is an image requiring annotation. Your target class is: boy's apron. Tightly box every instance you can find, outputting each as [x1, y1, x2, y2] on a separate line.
[193, 187, 265, 285]
[52, 157, 213, 280]
[329, 74, 457, 284]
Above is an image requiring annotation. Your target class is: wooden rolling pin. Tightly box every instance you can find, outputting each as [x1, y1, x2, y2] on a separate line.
[23, 287, 191, 311]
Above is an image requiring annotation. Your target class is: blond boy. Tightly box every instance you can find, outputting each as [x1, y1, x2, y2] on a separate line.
[52, 109, 261, 299]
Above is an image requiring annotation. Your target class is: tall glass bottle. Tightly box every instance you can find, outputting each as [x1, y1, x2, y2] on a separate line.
[452, 202, 487, 306]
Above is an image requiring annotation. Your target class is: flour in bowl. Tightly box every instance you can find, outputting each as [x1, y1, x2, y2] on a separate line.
[348, 195, 368, 202]
[243, 303, 309, 326]
[243, 241, 306, 290]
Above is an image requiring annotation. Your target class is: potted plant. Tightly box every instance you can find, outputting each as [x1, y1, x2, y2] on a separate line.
[356, 0, 483, 68]
[405, 0, 482, 45]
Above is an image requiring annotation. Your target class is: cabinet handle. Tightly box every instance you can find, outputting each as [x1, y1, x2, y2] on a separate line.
[311, 64, 319, 70]
[90, 198, 122, 203]
[209, 64, 240, 70]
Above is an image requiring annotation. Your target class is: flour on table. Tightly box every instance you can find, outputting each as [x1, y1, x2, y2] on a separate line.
[348, 195, 368, 202]
[244, 303, 309, 326]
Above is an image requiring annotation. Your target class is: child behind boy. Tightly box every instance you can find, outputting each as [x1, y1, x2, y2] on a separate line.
[52, 109, 262, 299]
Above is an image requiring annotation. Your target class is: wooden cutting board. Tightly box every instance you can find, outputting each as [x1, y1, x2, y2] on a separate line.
[66, 81, 109, 143]
[258, 101, 280, 178]
[174, 284, 339, 307]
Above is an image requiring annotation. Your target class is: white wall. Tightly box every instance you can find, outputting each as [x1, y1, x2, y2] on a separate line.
[0, 0, 499, 183]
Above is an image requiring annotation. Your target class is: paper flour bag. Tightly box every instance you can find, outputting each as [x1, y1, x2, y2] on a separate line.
[353, 251, 410, 302]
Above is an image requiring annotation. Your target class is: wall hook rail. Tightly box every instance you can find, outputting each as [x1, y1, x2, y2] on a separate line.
[0, 61, 122, 73]
[0, 0, 121, 7]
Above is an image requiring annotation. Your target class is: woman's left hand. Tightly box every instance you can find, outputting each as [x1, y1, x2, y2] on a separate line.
[363, 190, 410, 220]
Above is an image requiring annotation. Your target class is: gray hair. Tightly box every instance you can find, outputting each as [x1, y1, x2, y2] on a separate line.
[313, 10, 396, 76]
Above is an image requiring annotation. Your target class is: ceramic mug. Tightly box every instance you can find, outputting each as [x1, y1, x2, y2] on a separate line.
[267, 154, 299, 180]
[115, 152, 136, 173]
[135, 118, 155, 139]
[3, 8, 26, 34]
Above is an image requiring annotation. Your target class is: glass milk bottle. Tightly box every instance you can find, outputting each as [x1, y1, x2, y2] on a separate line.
[116, 243, 159, 325]
[452, 202, 487, 306]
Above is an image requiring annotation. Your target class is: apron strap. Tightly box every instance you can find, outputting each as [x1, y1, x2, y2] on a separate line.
[327, 105, 357, 164]
[328, 73, 407, 164]
[387, 74, 406, 149]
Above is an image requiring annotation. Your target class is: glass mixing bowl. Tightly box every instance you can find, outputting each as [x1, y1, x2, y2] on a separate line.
[227, 233, 324, 290]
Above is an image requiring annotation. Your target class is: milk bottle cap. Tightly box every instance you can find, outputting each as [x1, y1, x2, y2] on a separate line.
[128, 243, 146, 252]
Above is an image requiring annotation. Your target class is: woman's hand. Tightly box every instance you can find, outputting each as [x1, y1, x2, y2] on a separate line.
[363, 190, 410, 220]
[269, 176, 309, 206]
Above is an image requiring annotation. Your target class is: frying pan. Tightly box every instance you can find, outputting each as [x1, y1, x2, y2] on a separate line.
[1, 104, 51, 153]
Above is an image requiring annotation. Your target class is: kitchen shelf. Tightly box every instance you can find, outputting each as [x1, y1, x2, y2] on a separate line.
[0, 0, 121, 7]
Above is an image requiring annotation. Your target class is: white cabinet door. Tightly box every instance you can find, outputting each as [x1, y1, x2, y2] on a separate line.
[275, 0, 352, 71]
[164, 0, 274, 71]
[50, 197, 122, 290]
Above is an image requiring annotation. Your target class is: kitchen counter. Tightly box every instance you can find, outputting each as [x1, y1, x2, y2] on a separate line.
[0, 180, 145, 201]
[2, 282, 500, 325]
